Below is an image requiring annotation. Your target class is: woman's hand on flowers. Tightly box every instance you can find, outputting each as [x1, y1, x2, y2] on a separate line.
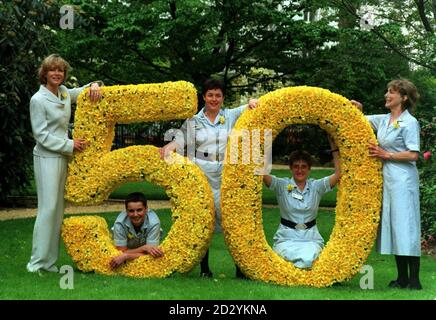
[73, 138, 89, 152]
[369, 142, 389, 160]
[350, 100, 363, 111]
[248, 98, 259, 109]
[88, 82, 102, 102]
[159, 141, 178, 160]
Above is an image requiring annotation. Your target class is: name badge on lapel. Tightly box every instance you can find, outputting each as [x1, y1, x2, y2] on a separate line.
[291, 192, 303, 201]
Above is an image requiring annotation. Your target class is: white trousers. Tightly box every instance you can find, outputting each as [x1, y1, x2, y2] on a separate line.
[27, 155, 68, 272]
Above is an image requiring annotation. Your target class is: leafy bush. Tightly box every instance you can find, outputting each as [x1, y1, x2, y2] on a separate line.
[0, 1, 58, 199]
[412, 70, 436, 242]
[418, 117, 436, 242]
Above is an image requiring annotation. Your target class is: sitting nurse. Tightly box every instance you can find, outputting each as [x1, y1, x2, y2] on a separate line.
[263, 137, 340, 268]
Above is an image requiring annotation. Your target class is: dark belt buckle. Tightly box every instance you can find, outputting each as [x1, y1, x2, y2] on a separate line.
[295, 223, 307, 230]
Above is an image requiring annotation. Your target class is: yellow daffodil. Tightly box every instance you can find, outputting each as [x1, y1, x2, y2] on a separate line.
[61, 92, 68, 100]
[219, 115, 225, 125]
[393, 120, 400, 129]
[287, 184, 294, 192]
[62, 82, 382, 286]
[221, 86, 382, 287]
[62, 81, 215, 278]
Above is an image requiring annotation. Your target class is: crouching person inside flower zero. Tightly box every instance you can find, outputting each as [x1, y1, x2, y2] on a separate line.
[263, 136, 340, 268]
[110, 192, 164, 269]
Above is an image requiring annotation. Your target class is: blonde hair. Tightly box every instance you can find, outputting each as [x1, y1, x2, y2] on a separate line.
[387, 78, 419, 111]
[38, 54, 70, 84]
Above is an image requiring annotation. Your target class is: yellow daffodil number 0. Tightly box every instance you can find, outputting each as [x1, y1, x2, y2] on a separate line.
[63, 82, 382, 286]
[222, 86, 382, 287]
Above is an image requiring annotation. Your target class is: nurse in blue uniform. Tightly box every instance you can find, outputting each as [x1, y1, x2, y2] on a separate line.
[160, 79, 257, 278]
[351, 78, 422, 289]
[263, 137, 340, 269]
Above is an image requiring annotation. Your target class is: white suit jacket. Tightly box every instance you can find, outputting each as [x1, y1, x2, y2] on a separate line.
[29, 84, 90, 158]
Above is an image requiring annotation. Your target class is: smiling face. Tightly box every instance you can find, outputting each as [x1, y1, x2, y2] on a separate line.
[39, 54, 69, 86]
[126, 201, 147, 228]
[203, 89, 224, 114]
[384, 86, 407, 110]
[45, 67, 65, 89]
[290, 160, 311, 184]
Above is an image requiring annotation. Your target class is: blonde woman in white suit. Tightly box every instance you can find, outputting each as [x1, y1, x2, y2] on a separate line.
[27, 54, 102, 273]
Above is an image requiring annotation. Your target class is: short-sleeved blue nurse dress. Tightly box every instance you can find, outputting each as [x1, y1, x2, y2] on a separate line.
[367, 110, 421, 256]
[269, 175, 332, 268]
[175, 105, 247, 232]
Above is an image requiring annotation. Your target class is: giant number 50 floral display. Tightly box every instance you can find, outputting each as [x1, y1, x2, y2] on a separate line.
[62, 82, 382, 286]
[62, 82, 215, 277]
[221, 86, 382, 287]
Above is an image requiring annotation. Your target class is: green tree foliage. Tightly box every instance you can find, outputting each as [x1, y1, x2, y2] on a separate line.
[55, 0, 407, 160]
[411, 70, 436, 240]
[332, 0, 435, 72]
[257, 1, 412, 161]
[55, 0, 339, 155]
[326, 0, 435, 239]
[292, 1, 412, 114]
[55, 0, 336, 97]
[0, 0, 58, 199]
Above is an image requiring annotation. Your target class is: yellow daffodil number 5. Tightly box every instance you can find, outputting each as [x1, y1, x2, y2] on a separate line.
[221, 86, 382, 287]
[62, 82, 215, 278]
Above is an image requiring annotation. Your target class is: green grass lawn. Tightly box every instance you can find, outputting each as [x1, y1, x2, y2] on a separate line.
[16, 169, 337, 207]
[1, 208, 435, 300]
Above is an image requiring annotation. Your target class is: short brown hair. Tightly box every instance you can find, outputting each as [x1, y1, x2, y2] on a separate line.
[202, 78, 225, 96]
[289, 150, 313, 169]
[125, 192, 148, 210]
[38, 54, 70, 84]
[387, 79, 419, 111]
